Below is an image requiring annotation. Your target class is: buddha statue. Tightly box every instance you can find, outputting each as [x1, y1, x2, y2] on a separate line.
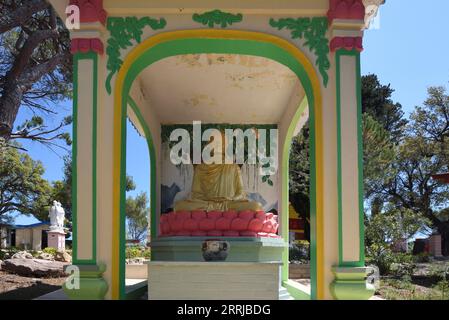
[174, 163, 262, 212]
[174, 137, 262, 212]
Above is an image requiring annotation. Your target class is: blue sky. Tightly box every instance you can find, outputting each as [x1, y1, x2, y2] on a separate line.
[13, 1, 449, 225]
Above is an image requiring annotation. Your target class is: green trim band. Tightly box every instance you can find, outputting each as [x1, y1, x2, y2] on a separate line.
[127, 97, 158, 240]
[72, 52, 98, 265]
[335, 49, 364, 267]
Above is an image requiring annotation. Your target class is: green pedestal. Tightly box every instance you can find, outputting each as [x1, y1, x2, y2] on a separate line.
[330, 266, 375, 300]
[151, 237, 285, 262]
[63, 263, 108, 300]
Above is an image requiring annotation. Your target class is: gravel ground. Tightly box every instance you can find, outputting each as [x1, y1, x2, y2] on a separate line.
[0, 271, 66, 300]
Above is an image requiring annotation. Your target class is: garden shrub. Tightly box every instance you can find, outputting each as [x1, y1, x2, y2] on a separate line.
[126, 246, 143, 259]
[142, 248, 151, 259]
[43, 247, 57, 256]
[289, 241, 310, 263]
[413, 252, 431, 263]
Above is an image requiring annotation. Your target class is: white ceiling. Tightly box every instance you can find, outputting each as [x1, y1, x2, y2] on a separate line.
[136, 54, 302, 124]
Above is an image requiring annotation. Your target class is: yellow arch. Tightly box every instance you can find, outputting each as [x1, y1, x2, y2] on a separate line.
[112, 29, 324, 299]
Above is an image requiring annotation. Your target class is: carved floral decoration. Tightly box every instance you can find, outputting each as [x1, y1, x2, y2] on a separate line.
[269, 17, 330, 87]
[105, 17, 167, 94]
[192, 10, 243, 28]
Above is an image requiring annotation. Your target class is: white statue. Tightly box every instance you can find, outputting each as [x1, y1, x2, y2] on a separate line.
[49, 200, 65, 231]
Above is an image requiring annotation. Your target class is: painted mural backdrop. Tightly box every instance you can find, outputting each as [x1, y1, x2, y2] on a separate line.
[160, 125, 279, 214]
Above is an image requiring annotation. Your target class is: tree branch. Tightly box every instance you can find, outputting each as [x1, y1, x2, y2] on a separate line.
[0, 0, 49, 34]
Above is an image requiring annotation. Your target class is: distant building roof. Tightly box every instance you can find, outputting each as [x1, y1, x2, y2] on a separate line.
[12, 221, 50, 229]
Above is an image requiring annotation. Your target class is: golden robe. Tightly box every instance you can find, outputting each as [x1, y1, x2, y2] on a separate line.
[174, 164, 262, 211]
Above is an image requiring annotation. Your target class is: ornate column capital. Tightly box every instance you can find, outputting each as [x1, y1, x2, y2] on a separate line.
[69, 0, 107, 25]
[327, 0, 384, 52]
[69, 0, 108, 54]
[327, 0, 365, 23]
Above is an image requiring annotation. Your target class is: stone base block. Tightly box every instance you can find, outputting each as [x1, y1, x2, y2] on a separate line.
[148, 261, 282, 300]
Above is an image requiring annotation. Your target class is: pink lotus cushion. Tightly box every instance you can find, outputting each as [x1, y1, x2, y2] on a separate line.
[223, 210, 238, 219]
[248, 218, 264, 232]
[171, 219, 184, 232]
[160, 221, 170, 235]
[191, 230, 207, 236]
[215, 217, 232, 230]
[239, 210, 255, 220]
[262, 220, 273, 233]
[160, 210, 280, 238]
[271, 222, 279, 234]
[255, 211, 266, 221]
[168, 212, 177, 224]
[199, 218, 215, 231]
[207, 211, 222, 220]
[191, 210, 207, 220]
[160, 215, 169, 223]
[176, 211, 191, 220]
[207, 231, 223, 237]
[223, 230, 239, 237]
[231, 218, 249, 231]
[183, 218, 199, 231]
[240, 231, 258, 237]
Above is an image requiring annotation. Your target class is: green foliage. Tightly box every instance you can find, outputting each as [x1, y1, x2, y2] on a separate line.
[289, 241, 310, 262]
[125, 246, 141, 259]
[42, 247, 57, 256]
[142, 248, 151, 259]
[365, 206, 428, 275]
[126, 191, 149, 243]
[0, 0, 73, 145]
[289, 124, 310, 241]
[125, 175, 136, 192]
[362, 114, 395, 198]
[361, 74, 408, 141]
[125, 245, 150, 259]
[390, 261, 416, 278]
[0, 144, 52, 219]
[0, 247, 19, 260]
[414, 252, 431, 263]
